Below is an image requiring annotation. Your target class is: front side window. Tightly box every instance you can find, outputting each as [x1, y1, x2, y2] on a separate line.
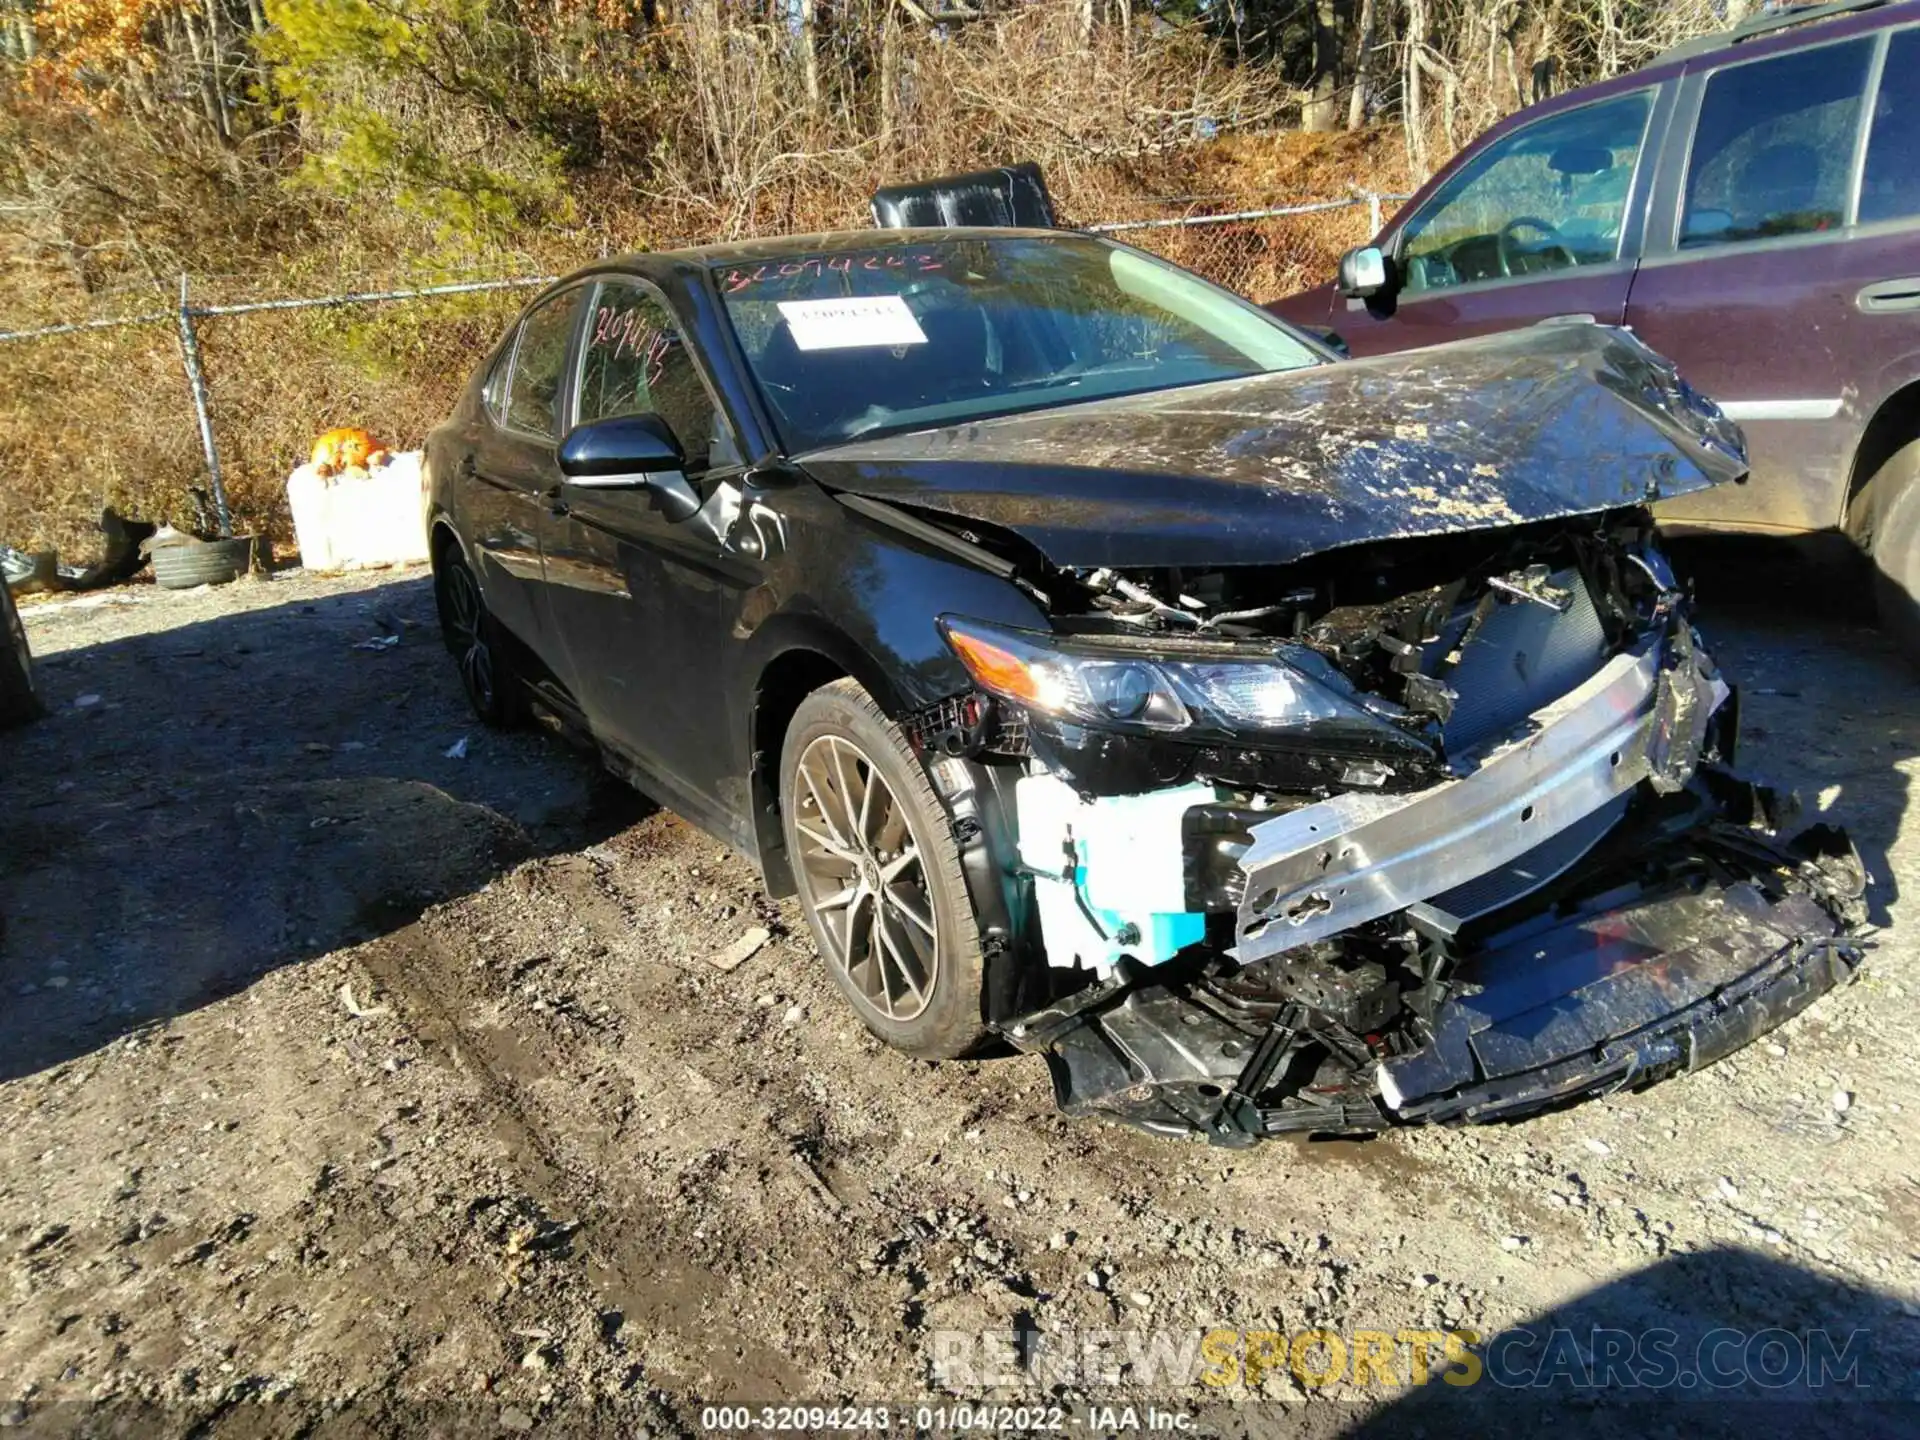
[715, 234, 1320, 454]
[1680, 38, 1874, 247]
[1397, 91, 1653, 295]
[577, 282, 734, 470]
[504, 290, 579, 439]
[1861, 28, 1920, 225]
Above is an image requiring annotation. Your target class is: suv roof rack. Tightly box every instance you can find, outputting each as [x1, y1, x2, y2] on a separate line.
[1654, 0, 1894, 65]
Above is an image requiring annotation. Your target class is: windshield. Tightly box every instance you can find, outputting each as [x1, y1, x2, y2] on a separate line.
[713, 234, 1321, 453]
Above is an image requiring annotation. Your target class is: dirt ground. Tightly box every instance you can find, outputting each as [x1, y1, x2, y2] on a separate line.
[3, 549, 1919, 1437]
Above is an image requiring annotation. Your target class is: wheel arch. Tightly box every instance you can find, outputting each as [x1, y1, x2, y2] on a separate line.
[1845, 378, 1920, 548]
[746, 625, 912, 898]
[428, 513, 468, 574]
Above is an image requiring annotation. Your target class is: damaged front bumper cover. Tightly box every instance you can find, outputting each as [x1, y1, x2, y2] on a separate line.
[1010, 836, 1863, 1141]
[1000, 625, 1868, 1142]
[1376, 880, 1860, 1126]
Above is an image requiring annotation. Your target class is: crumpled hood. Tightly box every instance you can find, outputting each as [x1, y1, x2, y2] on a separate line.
[798, 323, 1747, 570]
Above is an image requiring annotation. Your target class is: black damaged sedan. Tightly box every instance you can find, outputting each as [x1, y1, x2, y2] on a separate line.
[426, 227, 1866, 1143]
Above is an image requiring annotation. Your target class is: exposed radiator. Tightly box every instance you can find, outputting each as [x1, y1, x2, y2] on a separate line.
[1439, 567, 1608, 756]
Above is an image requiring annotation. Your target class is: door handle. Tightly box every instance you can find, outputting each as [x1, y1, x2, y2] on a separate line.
[1858, 278, 1920, 313]
[544, 484, 569, 518]
[459, 454, 478, 478]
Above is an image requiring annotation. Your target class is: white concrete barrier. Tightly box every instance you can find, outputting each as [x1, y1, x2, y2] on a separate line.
[286, 451, 430, 571]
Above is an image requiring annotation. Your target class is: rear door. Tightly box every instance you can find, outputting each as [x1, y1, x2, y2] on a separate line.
[463, 287, 582, 648]
[1628, 28, 1899, 533]
[1339, 86, 1668, 357]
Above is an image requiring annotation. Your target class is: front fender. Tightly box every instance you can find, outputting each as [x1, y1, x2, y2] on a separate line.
[729, 498, 1051, 724]
[728, 505, 1049, 894]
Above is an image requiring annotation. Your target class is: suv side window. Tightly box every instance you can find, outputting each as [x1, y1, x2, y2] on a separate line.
[505, 290, 580, 439]
[1861, 28, 1920, 225]
[578, 282, 738, 471]
[1397, 91, 1652, 295]
[1679, 38, 1875, 248]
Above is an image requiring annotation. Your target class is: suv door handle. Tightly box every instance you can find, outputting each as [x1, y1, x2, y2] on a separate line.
[1858, 279, 1920, 313]
[458, 454, 478, 478]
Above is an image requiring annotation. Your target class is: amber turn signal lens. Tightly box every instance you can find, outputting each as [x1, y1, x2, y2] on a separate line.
[945, 628, 1046, 706]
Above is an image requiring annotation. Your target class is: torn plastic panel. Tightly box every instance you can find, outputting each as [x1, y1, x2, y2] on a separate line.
[1013, 776, 1212, 973]
[1003, 781, 1865, 1141]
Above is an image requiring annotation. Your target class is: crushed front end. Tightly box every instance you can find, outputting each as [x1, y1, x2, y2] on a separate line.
[915, 513, 1868, 1143]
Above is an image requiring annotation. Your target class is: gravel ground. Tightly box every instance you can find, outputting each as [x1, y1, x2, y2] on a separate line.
[1, 550, 1918, 1437]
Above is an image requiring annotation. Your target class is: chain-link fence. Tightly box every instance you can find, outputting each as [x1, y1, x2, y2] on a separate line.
[0, 192, 1401, 557]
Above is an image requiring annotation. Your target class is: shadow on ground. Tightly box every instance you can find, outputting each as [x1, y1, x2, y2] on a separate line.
[0, 574, 649, 1083]
[1670, 535, 1916, 928]
[1339, 1245, 1915, 1437]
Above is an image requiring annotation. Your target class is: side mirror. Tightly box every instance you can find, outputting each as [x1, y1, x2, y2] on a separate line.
[1336, 245, 1390, 300]
[1299, 324, 1350, 358]
[557, 414, 700, 522]
[559, 413, 685, 480]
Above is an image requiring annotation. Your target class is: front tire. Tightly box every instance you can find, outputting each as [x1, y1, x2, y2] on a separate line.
[779, 678, 989, 1059]
[434, 544, 526, 728]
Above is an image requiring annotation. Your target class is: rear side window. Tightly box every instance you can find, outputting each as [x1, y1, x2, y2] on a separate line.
[481, 346, 512, 424]
[1396, 91, 1652, 294]
[505, 291, 579, 439]
[1861, 28, 1920, 225]
[1679, 38, 1874, 248]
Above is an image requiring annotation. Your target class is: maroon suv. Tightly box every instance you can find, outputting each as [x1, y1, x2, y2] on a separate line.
[1271, 0, 1920, 649]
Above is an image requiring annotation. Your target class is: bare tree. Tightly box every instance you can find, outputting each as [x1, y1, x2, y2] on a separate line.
[799, 0, 822, 109]
[1347, 0, 1378, 130]
[1302, 0, 1344, 132]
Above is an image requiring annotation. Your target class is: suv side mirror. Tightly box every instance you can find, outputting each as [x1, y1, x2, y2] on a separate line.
[1298, 324, 1350, 358]
[1336, 245, 1390, 300]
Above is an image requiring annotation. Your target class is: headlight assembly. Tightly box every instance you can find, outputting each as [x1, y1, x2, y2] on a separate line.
[938, 615, 1403, 744]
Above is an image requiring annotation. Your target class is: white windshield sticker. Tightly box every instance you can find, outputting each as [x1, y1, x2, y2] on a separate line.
[777, 295, 928, 351]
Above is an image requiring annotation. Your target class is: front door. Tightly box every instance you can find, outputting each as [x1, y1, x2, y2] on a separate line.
[1340, 87, 1664, 358]
[540, 279, 754, 835]
[1630, 27, 1920, 534]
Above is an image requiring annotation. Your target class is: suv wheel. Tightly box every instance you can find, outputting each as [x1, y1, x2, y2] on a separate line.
[0, 583, 41, 728]
[779, 678, 989, 1059]
[1865, 439, 1920, 663]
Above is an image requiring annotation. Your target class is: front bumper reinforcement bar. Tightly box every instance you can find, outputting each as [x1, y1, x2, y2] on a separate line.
[1235, 632, 1726, 962]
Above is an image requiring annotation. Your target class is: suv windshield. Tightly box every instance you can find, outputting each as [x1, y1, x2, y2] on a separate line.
[713, 234, 1320, 453]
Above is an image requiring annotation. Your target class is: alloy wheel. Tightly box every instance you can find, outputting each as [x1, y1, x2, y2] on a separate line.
[443, 562, 496, 713]
[791, 733, 939, 1022]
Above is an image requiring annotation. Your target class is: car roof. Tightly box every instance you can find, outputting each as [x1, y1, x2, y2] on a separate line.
[616, 226, 1086, 271]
